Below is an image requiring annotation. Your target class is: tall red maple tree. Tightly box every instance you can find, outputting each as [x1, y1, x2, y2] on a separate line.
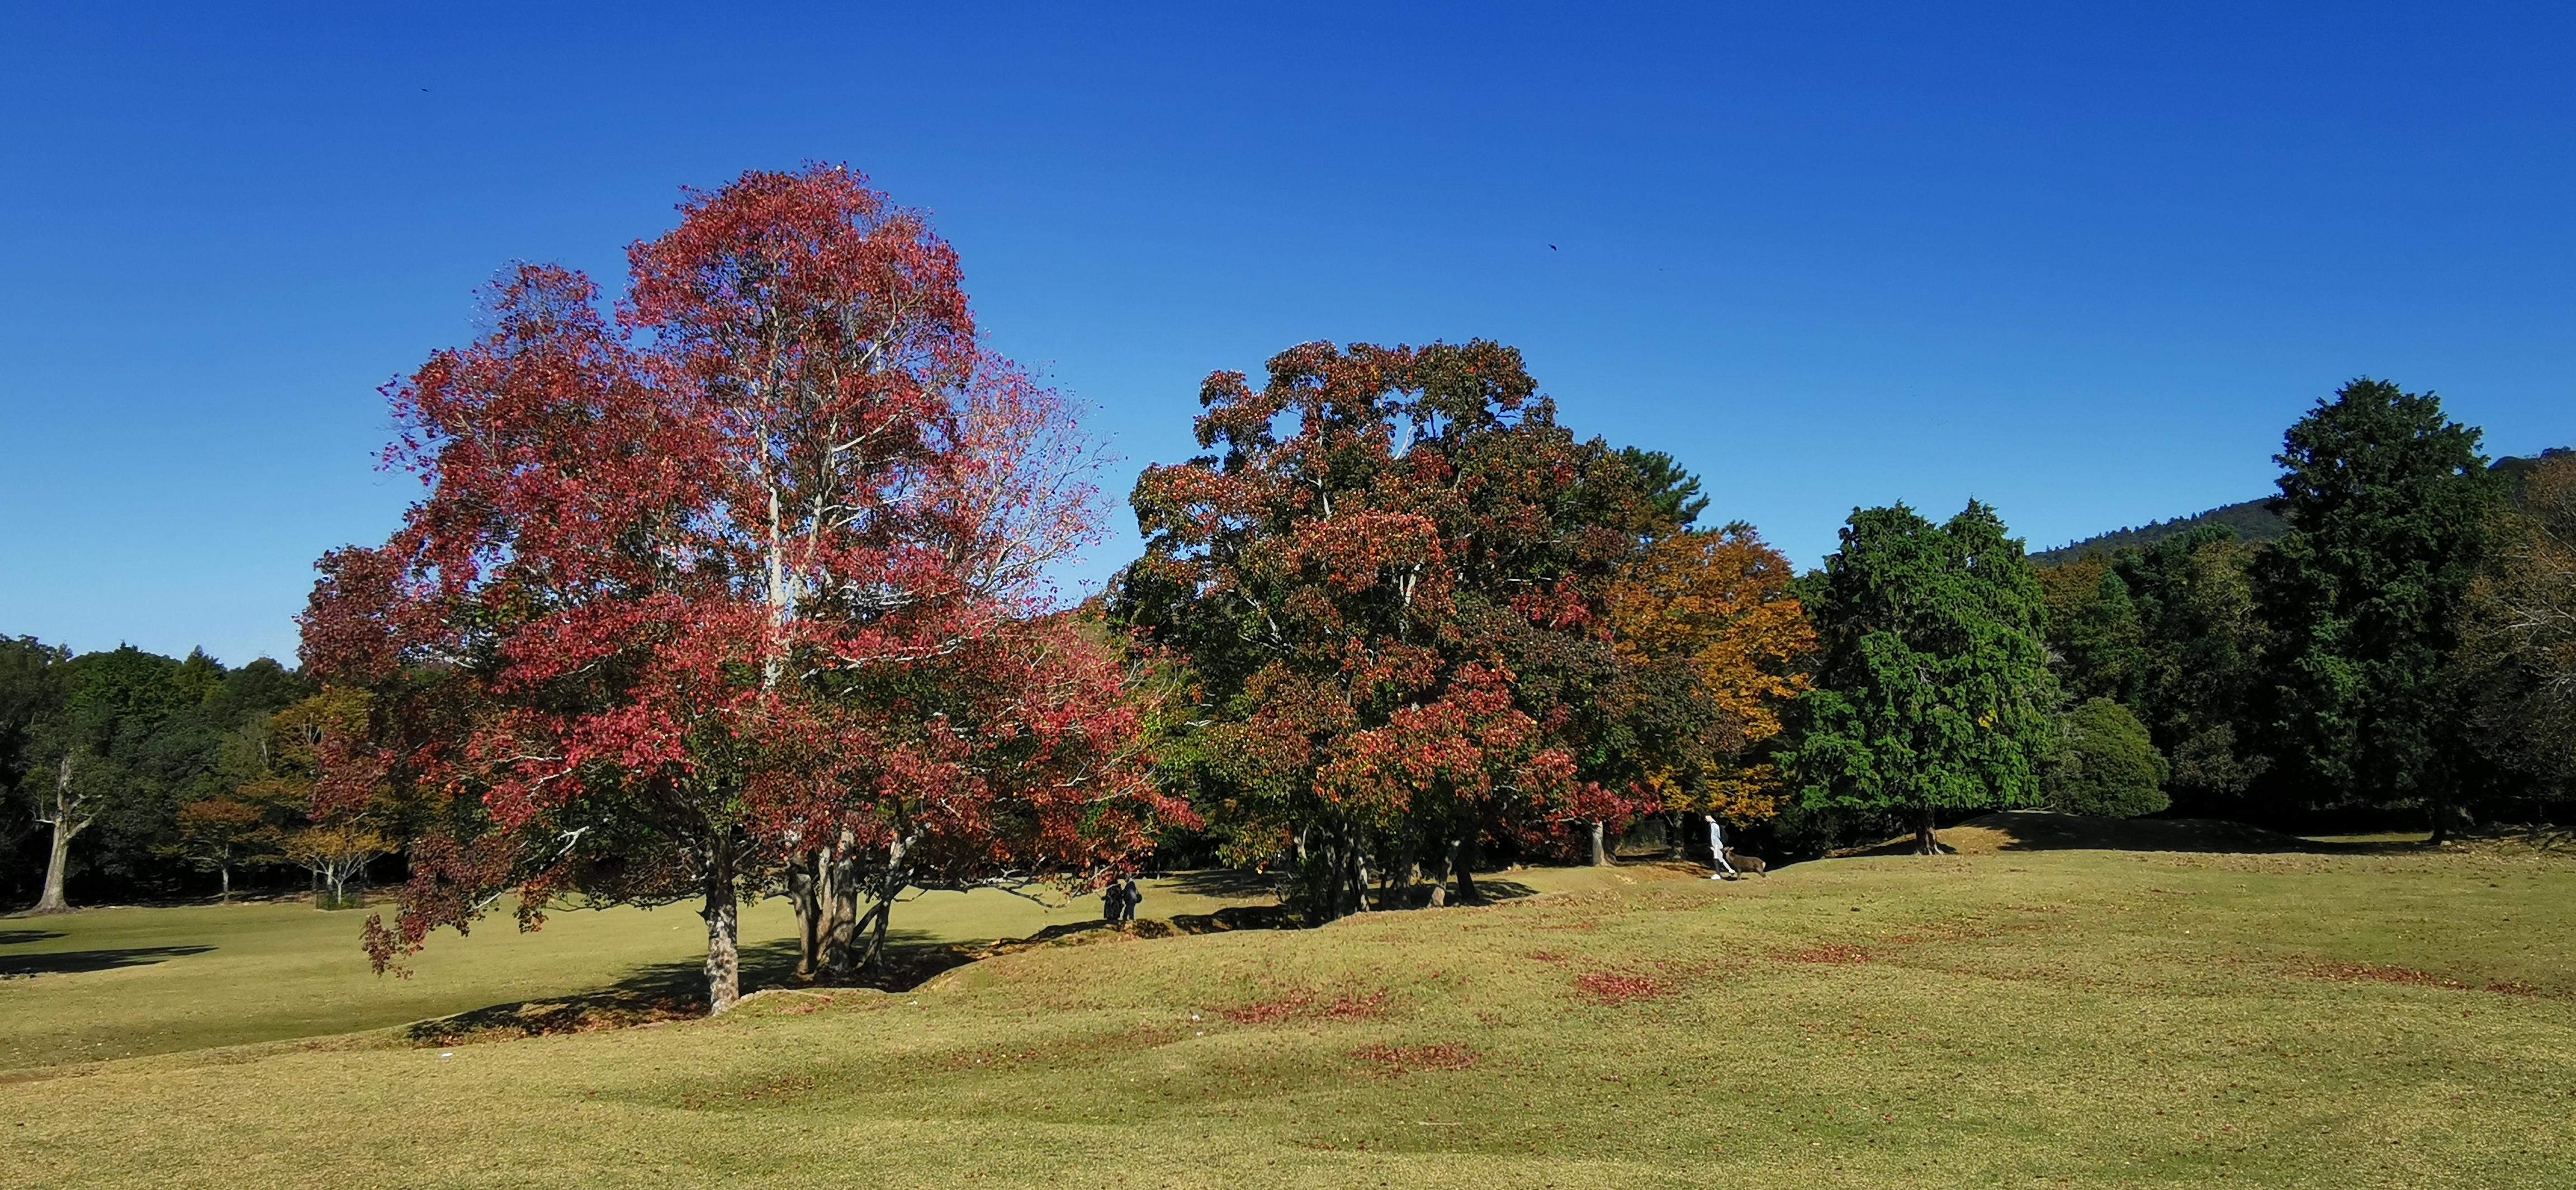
[303, 167, 1181, 1011]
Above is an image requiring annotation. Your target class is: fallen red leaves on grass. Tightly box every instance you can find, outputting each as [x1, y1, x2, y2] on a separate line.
[1351, 1043, 1479, 1075]
[1574, 972, 1670, 1004]
[1782, 943, 1872, 965]
[2304, 963, 2540, 996]
[1220, 989, 1389, 1024]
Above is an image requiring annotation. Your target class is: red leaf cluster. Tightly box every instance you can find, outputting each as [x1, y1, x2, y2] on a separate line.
[1572, 971, 1673, 1004]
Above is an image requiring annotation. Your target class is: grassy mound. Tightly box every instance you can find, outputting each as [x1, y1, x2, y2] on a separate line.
[1920, 810, 2315, 856]
[4, 848, 2573, 1187]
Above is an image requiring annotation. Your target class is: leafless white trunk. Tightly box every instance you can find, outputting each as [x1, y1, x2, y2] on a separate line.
[33, 755, 87, 914]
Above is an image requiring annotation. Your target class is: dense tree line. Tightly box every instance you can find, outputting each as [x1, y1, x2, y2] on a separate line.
[0, 641, 319, 906]
[7, 167, 2572, 1010]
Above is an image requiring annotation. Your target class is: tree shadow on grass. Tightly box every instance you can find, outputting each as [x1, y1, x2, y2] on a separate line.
[0, 930, 67, 946]
[0, 945, 214, 977]
[1163, 870, 1286, 900]
[1462, 878, 1540, 901]
[405, 929, 986, 1044]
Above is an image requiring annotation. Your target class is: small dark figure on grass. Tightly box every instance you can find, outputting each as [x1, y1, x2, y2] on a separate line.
[1101, 880, 1129, 925]
[1721, 847, 1768, 877]
[1121, 877, 1143, 923]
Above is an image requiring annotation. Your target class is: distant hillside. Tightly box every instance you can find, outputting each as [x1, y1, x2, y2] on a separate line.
[2032, 448, 2570, 568]
[2032, 498, 2285, 566]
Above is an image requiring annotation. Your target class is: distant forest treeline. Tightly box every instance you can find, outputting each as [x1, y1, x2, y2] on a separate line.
[2033, 448, 2571, 566]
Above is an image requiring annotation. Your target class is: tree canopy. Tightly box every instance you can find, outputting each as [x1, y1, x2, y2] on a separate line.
[2250, 379, 2496, 839]
[2043, 697, 2170, 818]
[1789, 502, 2058, 853]
[303, 166, 1182, 1010]
[1116, 341, 1680, 916]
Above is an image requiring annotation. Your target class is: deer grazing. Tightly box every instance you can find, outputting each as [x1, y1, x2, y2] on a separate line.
[1721, 847, 1768, 877]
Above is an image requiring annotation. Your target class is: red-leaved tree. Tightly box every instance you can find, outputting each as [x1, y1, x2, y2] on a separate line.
[1116, 342, 1671, 918]
[302, 166, 1183, 1012]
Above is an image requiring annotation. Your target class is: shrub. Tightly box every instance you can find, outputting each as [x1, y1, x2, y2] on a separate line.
[2045, 698, 2171, 818]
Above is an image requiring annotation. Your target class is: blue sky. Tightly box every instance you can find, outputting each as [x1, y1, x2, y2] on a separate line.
[3, 2, 2571, 665]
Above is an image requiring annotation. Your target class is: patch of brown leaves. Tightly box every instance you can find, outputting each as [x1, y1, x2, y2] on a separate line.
[1573, 971, 1671, 1004]
[2304, 963, 2540, 996]
[1351, 1043, 1479, 1075]
[1219, 989, 1389, 1024]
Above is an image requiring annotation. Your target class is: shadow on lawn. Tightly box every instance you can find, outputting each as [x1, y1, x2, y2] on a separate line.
[406, 929, 988, 1043]
[1164, 869, 1285, 899]
[0, 945, 214, 977]
[1840, 810, 2471, 858]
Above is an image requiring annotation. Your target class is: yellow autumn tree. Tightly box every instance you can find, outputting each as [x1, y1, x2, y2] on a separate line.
[1608, 526, 1818, 822]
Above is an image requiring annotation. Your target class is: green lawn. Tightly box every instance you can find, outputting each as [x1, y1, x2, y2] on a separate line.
[4, 840, 2573, 1188]
[0, 873, 1284, 1070]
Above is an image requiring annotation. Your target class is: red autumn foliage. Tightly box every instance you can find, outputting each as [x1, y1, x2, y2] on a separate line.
[1119, 341, 1674, 917]
[302, 166, 1186, 1013]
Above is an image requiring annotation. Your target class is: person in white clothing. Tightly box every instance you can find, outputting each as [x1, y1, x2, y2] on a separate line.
[1706, 815, 1737, 878]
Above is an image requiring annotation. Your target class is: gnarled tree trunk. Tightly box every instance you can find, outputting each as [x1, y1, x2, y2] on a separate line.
[1452, 820, 1480, 904]
[34, 757, 84, 915]
[702, 834, 742, 1014]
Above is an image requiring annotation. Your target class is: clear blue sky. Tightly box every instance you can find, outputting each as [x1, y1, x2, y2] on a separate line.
[4, 2, 2571, 665]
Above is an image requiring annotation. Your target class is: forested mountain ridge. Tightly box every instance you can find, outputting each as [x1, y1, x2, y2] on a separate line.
[2032, 499, 2288, 566]
[2033, 448, 2572, 567]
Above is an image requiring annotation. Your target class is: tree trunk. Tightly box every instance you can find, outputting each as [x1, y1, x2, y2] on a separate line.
[1915, 803, 1940, 856]
[1393, 830, 1419, 910]
[840, 833, 906, 978]
[34, 755, 80, 915]
[2428, 787, 2454, 846]
[218, 861, 233, 904]
[34, 816, 78, 914]
[820, 837, 861, 982]
[702, 837, 742, 1014]
[1350, 828, 1373, 913]
[1453, 821, 1479, 904]
[789, 849, 822, 981]
[1589, 820, 1608, 866]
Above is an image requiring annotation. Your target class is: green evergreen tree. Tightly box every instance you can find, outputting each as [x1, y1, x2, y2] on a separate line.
[2044, 697, 2170, 818]
[1791, 501, 2059, 853]
[2252, 379, 2497, 840]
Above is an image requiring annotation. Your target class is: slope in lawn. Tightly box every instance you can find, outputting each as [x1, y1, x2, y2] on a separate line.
[5, 847, 2574, 1188]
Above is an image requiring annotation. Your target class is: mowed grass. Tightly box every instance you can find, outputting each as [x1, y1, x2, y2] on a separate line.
[0, 875, 1278, 1070]
[5, 846, 2575, 1189]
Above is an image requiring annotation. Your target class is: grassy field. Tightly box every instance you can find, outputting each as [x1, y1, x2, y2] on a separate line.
[4, 823, 2573, 1188]
[0, 873, 1281, 1070]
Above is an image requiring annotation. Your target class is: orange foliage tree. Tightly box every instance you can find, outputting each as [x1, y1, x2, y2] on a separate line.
[1607, 526, 1817, 825]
